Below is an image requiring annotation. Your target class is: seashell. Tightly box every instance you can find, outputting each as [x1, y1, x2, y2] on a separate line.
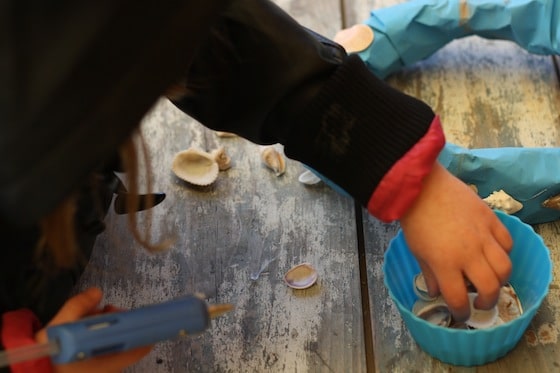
[542, 193, 560, 210]
[412, 298, 452, 327]
[298, 170, 322, 185]
[465, 293, 499, 329]
[411, 283, 522, 329]
[482, 189, 523, 214]
[413, 273, 437, 301]
[210, 147, 231, 171]
[449, 320, 473, 329]
[491, 317, 505, 326]
[284, 263, 317, 289]
[216, 131, 237, 138]
[172, 148, 219, 186]
[261, 146, 286, 176]
[333, 24, 375, 53]
[497, 283, 523, 323]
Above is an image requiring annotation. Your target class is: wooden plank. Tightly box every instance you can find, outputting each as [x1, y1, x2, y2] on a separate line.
[345, 0, 560, 371]
[78, 1, 368, 372]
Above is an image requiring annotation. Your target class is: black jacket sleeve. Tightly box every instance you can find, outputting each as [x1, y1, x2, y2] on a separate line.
[170, 0, 436, 206]
[0, 0, 440, 331]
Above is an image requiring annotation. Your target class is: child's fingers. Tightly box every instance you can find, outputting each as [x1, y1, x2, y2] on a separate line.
[102, 304, 122, 313]
[36, 288, 105, 344]
[418, 262, 439, 297]
[464, 258, 501, 311]
[58, 345, 152, 373]
[483, 241, 512, 285]
[490, 216, 513, 253]
[437, 271, 470, 322]
[47, 288, 104, 326]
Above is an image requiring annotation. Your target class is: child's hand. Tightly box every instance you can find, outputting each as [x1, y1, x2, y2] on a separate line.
[35, 287, 152, 373]
[399, 162, 513, 321]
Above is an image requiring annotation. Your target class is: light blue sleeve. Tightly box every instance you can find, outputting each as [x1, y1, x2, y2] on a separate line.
[303, 143, 560, 224]
[438, 143, 560, 224]
[358, 0, 559, 78]
[356, 1, 560, 224]
[306, 1, 560, 224]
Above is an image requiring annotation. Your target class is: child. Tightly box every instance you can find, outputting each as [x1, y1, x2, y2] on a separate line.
[0, 0, 511, 371]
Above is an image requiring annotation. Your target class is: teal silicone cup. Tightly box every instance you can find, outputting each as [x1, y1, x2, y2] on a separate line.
[383, 210, 552, 366]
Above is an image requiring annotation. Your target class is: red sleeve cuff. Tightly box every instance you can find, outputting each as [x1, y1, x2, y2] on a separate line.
[2, 309, 53, 373]
[367, 116, 445, 222]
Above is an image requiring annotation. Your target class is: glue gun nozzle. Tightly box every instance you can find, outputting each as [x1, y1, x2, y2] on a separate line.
[208, 304, 234, 319]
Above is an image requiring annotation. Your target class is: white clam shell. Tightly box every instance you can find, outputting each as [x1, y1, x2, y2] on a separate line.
[298, 170, 322, 185]
[497, 283, 523, 323]
[412, 297, 452, 327]
[465, 293, 499, 329]
[172, 148, 219, 186]
[413, 273, 437, 301]
[284, 263, 317, 289]
[482, 189, 523, 214]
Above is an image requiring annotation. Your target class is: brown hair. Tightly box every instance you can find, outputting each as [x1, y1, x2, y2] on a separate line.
[37, 132, 171, 269]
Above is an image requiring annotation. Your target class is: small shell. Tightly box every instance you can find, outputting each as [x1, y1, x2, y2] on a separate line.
[172, 148, 219, 186]
[411, 283, 522, 329]
[210, 147, 231, 171]
[412, 298, 452, 327]
[333, 24, 375, 53]
[298, 170, 322, 185]
[497, 283, 523, 323]
[284, 263, 317, 289]
[261, 146, 286, 176]
[413, 273, 437, 301]
[542, 193, 560, 210]
[465, 293, 499, 329]
[482, 189, 523, 214]
[216, 131, 237, 138]
[449, 320, 473, 329]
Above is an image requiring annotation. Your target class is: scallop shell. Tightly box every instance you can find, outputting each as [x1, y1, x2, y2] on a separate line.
[210, 147, 231, 171]
[482, 189, 523, 214]
[542, 193, 560, 210]
[298, 170, 322, 185]
[172, 148, 219, 186]
[261, 146, 286, 176]
[284, 263, 317, 289]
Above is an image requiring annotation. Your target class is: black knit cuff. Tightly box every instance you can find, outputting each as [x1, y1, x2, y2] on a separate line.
[283, 54, 436, 206]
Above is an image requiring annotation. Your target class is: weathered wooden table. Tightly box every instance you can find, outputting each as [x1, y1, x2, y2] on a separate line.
[79, 0, 560, 371]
